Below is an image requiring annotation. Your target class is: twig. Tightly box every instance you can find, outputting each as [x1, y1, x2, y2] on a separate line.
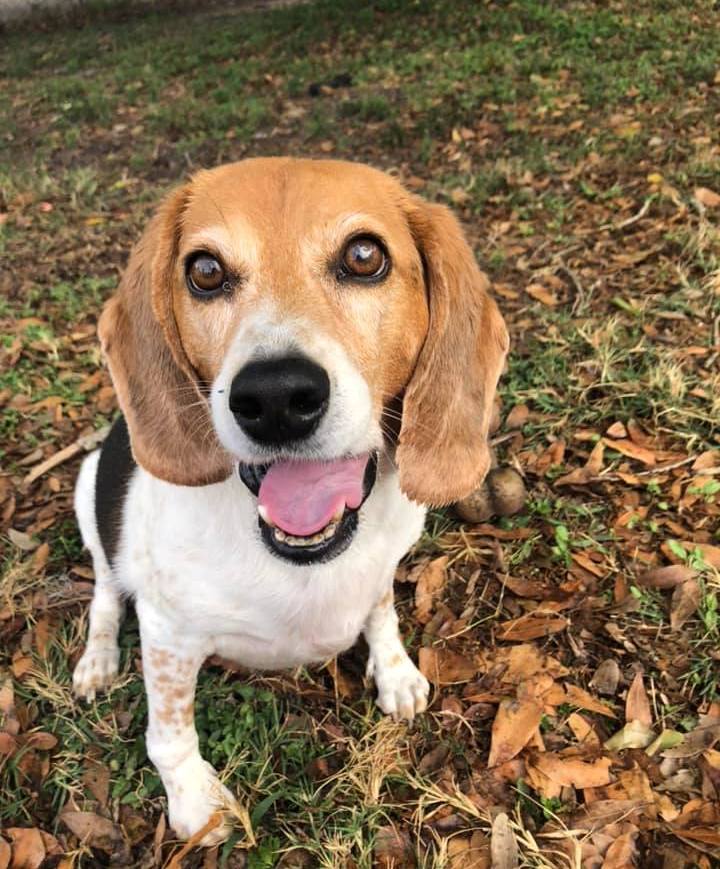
[23, 426, 110, 487]
[597, 195, 655, 233]
[704, 313, 720, 370]
[586, 455, 698, 483]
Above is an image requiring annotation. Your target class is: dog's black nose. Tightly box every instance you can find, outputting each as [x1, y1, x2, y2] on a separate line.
[229, 356, 330, 444]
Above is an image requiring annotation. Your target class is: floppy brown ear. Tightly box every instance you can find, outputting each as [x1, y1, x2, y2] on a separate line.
[98, 188, 232, 486]
[396, 198, 509, 506]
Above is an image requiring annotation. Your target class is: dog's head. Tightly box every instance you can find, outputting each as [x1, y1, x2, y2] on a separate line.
[99, 158, 508, 563]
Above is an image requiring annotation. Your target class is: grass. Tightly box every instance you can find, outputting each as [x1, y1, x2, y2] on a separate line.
[2, 0, 720, 865]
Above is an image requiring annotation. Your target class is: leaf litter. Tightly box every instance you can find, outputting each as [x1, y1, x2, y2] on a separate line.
[1, 0, 720, 865]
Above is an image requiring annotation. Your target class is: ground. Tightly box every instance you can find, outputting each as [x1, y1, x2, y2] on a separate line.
[1, 1, 720, 866]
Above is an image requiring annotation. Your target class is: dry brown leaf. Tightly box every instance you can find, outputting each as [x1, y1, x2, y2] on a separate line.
[490, 812, 518, 869]
[606, 422, 627, 439]
[564, 684, 617, 718]
[625, 671, 652, 728]
[670, 578, 701, 631]
[6, 828, 45, 869]
[601, 828, 638, 868]
[603, 438, 656, 465]
[418, 647, 477, 685]
[526, 283, 557, 306]
[414, 556, 448, 625]
[82, 760, 111, 808]
[662, 722, 720, 759]
[636, 564, 697, 589]
[694, 187, 720, 208]
[505, 404, 529, 429]
[693, 450, 720, 470]
[477, 644, 568, 684]
[568, 712, 600, 746]
[497, 612, 568, 641]
[663, 541, 720, 569]
[590, 660, 621, 696]
[23, 732, 57, 751]
[531, 753, 613, 789]
[373, 825, 415, 869]
[60, 810, 124, 852]
[672, 827, 720, 846]
[487, 697, 543, 767]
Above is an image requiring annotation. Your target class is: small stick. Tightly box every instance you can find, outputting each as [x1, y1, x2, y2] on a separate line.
[23, 426, 109, 487]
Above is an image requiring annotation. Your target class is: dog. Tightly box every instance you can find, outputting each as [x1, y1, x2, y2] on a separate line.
[72, 157, 508, 844]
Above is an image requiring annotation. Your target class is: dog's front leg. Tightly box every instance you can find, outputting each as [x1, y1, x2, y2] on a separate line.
[364, 584, 430, 722]
[137, 600, 235, 845]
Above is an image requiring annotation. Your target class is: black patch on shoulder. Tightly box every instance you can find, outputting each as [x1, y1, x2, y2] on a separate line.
[95, 415, 136, 567]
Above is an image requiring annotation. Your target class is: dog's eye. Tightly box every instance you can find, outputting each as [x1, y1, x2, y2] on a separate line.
[186, 253, 226, 296]
[340, 236, 389, 281]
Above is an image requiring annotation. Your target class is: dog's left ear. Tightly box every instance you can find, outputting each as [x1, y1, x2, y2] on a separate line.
[396, 197, 509, 506]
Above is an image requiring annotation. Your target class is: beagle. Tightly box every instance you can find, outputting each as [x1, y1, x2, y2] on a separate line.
[72, 158, 508, 844]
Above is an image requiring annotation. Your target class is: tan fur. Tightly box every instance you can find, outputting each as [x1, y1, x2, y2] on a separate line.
[100, 158, 507, 501]
[396, 198, 509, 505]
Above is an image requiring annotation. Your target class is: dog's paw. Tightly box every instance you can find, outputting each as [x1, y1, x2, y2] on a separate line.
[73, 641, 120, 701]
[164, 755, 236, 846]
[367, 649, 430, 722]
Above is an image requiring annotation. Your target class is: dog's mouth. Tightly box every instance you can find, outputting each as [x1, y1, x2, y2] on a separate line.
[238, 453, 378, 564]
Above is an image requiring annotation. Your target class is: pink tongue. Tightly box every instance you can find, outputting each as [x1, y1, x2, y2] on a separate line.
[258, 455, 368, 536]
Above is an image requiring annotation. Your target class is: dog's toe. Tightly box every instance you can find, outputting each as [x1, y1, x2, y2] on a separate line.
[73, 643, 120, 701]
[371, 651, 430, 722]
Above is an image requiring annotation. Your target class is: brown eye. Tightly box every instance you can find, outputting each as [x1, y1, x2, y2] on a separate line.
[186, 253, 226, 296]
[340, 236, 389, 281]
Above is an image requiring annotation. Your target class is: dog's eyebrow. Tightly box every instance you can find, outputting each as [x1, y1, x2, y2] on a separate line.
[181, 225, 260, 268]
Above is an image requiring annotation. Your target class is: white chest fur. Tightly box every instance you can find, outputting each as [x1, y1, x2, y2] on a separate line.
[113, 464, 425, 670]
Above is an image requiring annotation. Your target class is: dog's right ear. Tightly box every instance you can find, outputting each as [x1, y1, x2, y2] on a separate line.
[99, 187, 232, 486]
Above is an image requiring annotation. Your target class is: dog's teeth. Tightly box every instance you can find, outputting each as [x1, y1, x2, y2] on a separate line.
[332, 505, 345, 522]
[274, 529, 287, 542]
[323, 523, 337, 540]
[258, 505, 274, 527]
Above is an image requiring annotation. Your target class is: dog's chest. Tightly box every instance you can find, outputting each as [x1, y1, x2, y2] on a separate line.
[118, 470, 422, 669]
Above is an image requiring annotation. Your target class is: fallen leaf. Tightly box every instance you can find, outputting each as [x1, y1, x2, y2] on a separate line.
[418, 647, 477, 685]
[604, 720, 654, 751]
[670, 578, 701, 630]
[692, 450, 720, 470]
[60, 810, 124, 852]
[568, 712, 600, 746]
[414, 556, 448, 624]
[82, 760, 111, 807]
[646, 729, 683, 756]
[694, 187, 720, 208]
[497, 613, 568, 641]
[590, 660, 621, 696]
[672, 827, 720, 846]
[603, 438, 656, 466]
[5, 828, 45, 869]
[490, 813, 518, 869]
[505, 404, 529, 429]
[601, 829, 638, 868]
[372, 825, 414, 869]
[636, 564, 697, 589]
[625, 672, 652, 728]
[564, 684, 617, 718]
[487, 697, 543, 767]
[663, 541, 720, 569]
[526, 283, 558, 306]
[531, 753, 613, 789]
[7, 529, 39, 552]
[662, 722, 720, 759]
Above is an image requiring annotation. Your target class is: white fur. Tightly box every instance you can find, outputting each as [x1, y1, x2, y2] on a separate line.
[74, 319, 429, 842]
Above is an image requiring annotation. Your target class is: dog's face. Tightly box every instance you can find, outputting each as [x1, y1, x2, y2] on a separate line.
[99, 158, 508, 563]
